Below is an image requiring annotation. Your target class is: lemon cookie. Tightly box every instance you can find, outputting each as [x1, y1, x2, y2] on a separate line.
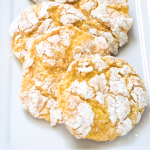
[10, 1, 132, 62]
[20, 25, 109, 125]
[57, 55, 148, 141]
[32, 0, 133, 54]
[9, 2, 86, 62]
[32, 0, 78, 4]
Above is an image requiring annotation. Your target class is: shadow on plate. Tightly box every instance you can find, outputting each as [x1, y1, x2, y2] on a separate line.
[23, 102, 150, 149]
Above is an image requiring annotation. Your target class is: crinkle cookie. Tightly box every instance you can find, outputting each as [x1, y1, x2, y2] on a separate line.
[20, 25, 109, 126]
[10, 0, 132, 63]
[31, 0, 78, 4]
[32, 0, 132, 54]
[57, 55, 148, 141]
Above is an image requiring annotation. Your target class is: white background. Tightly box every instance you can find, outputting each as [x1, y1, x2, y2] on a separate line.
[0, 0, 150, 150]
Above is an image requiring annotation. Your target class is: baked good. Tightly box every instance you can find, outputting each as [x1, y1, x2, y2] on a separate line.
[57, 55, 148, 141]
[9, 0, 132, 63]
[9, 2, 86, 62]
[20, 25, 109, 125]
[31, 0, 78, 3]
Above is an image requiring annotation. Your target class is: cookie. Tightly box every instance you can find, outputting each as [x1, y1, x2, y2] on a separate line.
[9, 1, 132, 62]
[57, 55, 148, 141]
[31, 0, 78, 4]
[20, 25, 109, 125]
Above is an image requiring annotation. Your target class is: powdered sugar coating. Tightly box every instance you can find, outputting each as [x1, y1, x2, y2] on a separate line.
[39, 2, 59, 18]
[68, 96, 79, 109]
[92, 54, 107, 72]
[89, 74, 108, 93]
[118, 31, 128, 47]
[20, 86, 48, 117]
[32, 0, 50, 4]
[23, 54, 34, 75]
[21, 78, 64, 126]
[117, 117, 132, 136]
[15, 34, 22, 41]
[98, 0, 127, 5]
[73, 37, 109, 60]
[127, 76, 143, 91]
[78, 65, 93, 73]
[43, 57, 56, 66]
[100, 31, 118, 55]
[75, 103, 94, 138]
[115, 95, 130, 122]
[81, 1, 96, 12]
[94, 36, 109, 50]
[26, 38, 35, 51]
[21, 74, 65, 124]
[10, 2, 88, 61]
[64, 95, 94, 138]
[15, 50, 27, 59]
[74, 41, 94, 59]
[36, 19, 55, 35]
[120, 65, 131, 75]
[20, 25, 109, 125]
[89, 27, 98, 36]
[41, 78, 53, 93]
[36, 41, 55, 57]
[107, 95, 117, 124]
[55, 0, 79, 3]
[59, 5, 86, 25]
[89, 1, 133, 52]
[58, 55, 148, 141]
[107, 94, 130, 124]
[131, 87, 148, 108]
[67, 80, 95, 100]
[9, 7, 38, 37]
[47, 99, 64, 126]
[32, 0, 127, 5]
[109, 81, 129, 96]
[96, 92, 105, 106]
[109, 67, 129, 96]
[10, 0, 132, 63]
[33, 25, 108, 69]
[59, 29, 73, 46]
[35, 27, 79, 66]
[32, 0, 79, 4]
[91, 3, 107, 20]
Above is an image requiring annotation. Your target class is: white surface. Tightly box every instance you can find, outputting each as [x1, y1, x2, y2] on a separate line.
[0, 0, 150, 150]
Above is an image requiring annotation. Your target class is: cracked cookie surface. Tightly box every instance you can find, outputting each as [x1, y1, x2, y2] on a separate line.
[32, 0, 79, 4]
[57, 55, 148, 141]
[20, 25, 109, 125]
[10, 0, 132, 62]
[33, 0, 133, 55]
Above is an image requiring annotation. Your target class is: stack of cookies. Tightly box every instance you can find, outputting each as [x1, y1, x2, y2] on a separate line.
[9, 0, 148, 141]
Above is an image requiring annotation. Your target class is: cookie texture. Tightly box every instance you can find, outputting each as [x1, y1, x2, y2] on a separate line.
[10, 0, 132, 62]
[32, 0, 78, 4]
[57, 55, 148, 141]
[20, 25, 109, 125]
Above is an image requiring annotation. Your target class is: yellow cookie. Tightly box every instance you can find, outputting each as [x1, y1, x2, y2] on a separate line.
[9, 0, 132, 62]
[57, 55, 148, 141]
[20, 25, 109, 125]
[32, 0, 78, 3]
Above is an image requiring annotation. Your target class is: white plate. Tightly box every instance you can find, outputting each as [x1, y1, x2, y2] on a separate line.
[0, 0, 150, 149]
